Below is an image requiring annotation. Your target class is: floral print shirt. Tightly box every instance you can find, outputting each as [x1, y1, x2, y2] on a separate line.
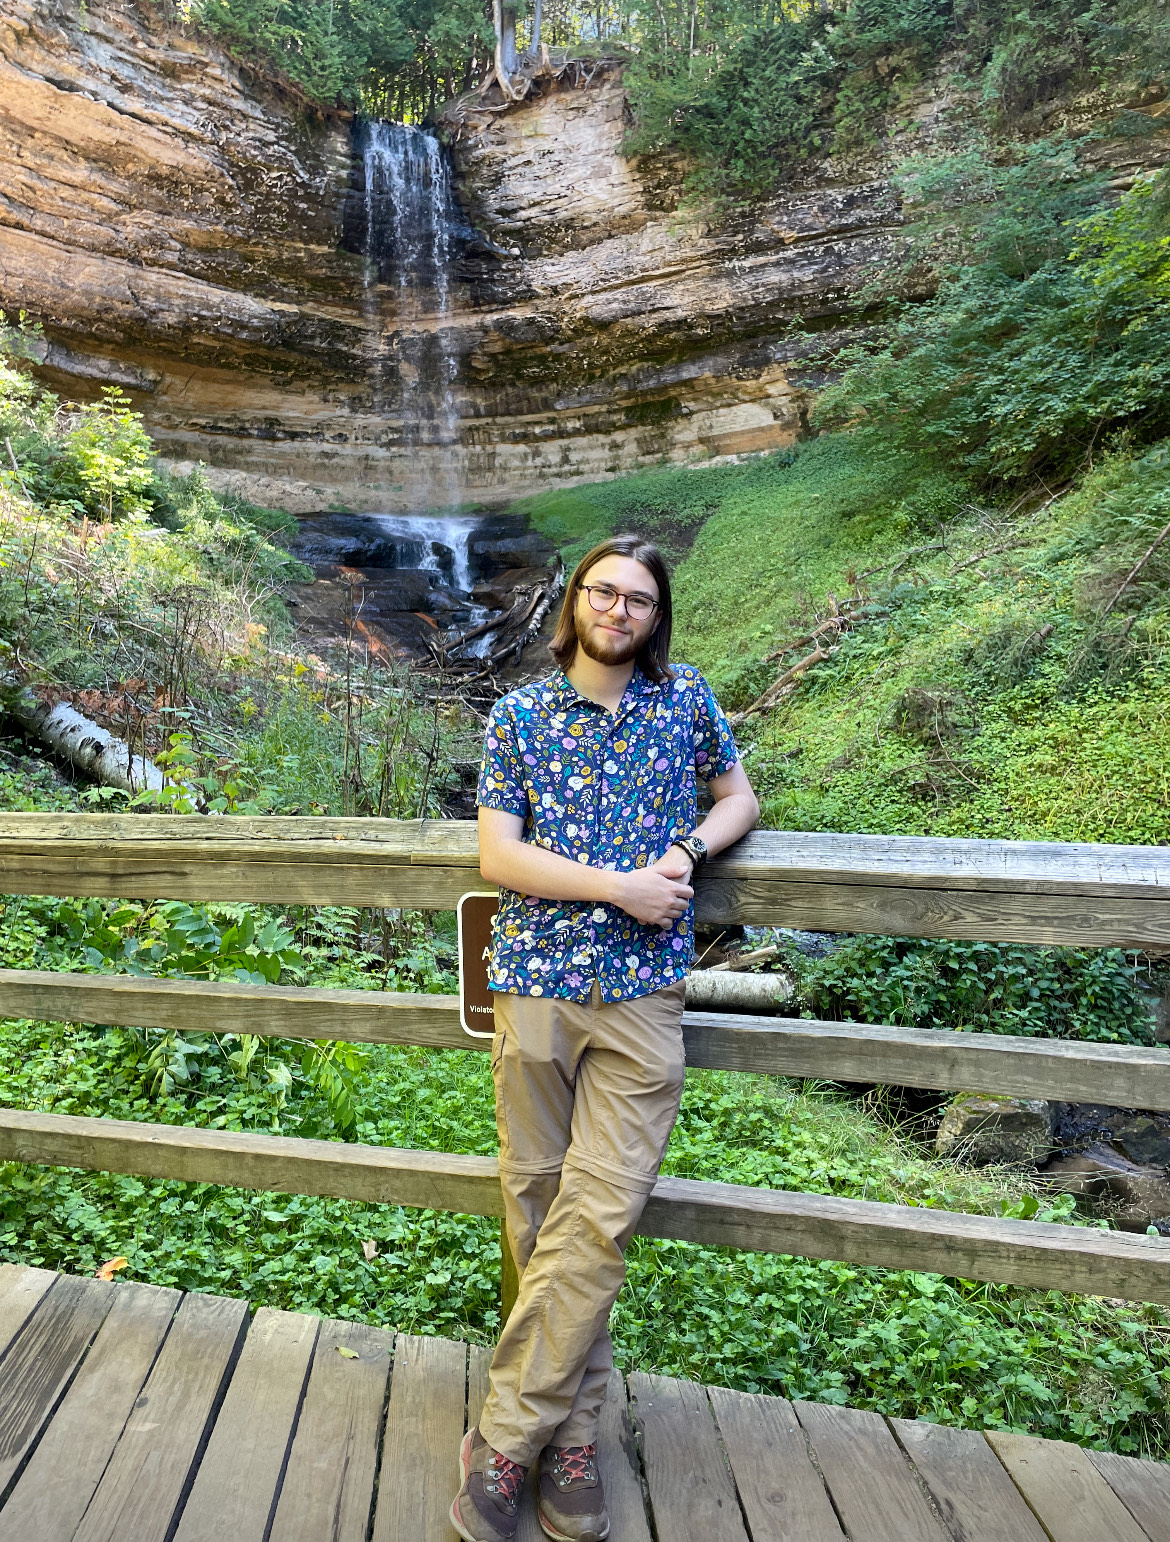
[477, 664, 739, 1003]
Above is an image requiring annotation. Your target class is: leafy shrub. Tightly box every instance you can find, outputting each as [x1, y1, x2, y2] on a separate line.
[791, 935, 1158, 1044]
[818, 165, 1170, 482]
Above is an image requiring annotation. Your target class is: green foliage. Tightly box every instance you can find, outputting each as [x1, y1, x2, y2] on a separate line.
[789, 935, 1157, 1043]
[623, 0, 1170, 200]
[189, 0, 495, 117]
[518, 455, 792, 568]
[819, 164, 1170, 482]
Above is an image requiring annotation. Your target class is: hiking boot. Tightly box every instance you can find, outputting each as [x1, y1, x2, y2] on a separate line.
[537, 1444, 610, 1542]
[450, 1426, 528, 1542]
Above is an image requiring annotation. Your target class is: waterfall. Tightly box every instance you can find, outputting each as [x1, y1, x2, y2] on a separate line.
[359, 120, 461, 487]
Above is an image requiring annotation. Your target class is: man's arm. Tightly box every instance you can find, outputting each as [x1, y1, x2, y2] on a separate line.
[652, 762, 760, 880]
[478, 807, 694, 928]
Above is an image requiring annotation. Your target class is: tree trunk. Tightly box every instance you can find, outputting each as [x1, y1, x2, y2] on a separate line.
[684, 970, 795, 1015]
[3, 685, 164, 794]
[530, 0, 543, 56]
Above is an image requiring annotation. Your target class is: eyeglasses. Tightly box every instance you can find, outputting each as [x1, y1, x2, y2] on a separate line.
[579, 583, 660, 621]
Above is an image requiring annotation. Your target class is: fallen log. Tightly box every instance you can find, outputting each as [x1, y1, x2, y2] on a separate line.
[684, 969, 794, 1014]
[2, 683, 163, 794]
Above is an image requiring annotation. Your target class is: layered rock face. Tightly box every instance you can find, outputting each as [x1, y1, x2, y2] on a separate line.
[2, 1, 1164, 513]
[0, 0, 895, 510]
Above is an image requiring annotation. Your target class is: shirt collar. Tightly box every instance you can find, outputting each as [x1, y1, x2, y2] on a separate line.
[545, 665, 664, 716]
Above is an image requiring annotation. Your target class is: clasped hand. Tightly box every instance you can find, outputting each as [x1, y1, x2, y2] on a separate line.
[613, 846, 694, 928]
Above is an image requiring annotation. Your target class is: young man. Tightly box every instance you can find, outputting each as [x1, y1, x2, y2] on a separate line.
[451, 535, 759, 1542]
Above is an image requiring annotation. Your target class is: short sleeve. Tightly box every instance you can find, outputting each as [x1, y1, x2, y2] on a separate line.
[477, 700, 529, 816]
[692, 674, 740, 783]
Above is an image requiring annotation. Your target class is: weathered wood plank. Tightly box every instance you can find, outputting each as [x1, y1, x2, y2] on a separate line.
[628, 1373, 748, 1542]
[707, 1385, 844, 1542]
[72, 1291, 249, 1542]
[681, 1013, 1170, 1110]
[172, 1307, 319, 1542]
[9, 972, 1170, 1112]
[892, 1418, 1050, 1542]
[4, 1109, 1170, 1302]
[794, 1402, 947, 1541]
[694, 877, 1170, 947]
[467, 1344, 492, 1432]
[0, 1274, 114, 1497]
[372, 1333, 467, 1542]
[1089, 1449, 1170, 1540]
[986, 1432, 1151, 1542]
[0, 1281, 180, 1542]
[268, 1317, 394, 1542]
[5, 817, 1169, 896]
[599, 1371, 653, 1542]
[5, 816, 1170, 942]
[0, 971, 468, 1052]
[640, 1173, 1170, 1303]
[0, 1263, 57, 1362]
[0, 854, 480, 910]
[0, 1107, 507, 1216]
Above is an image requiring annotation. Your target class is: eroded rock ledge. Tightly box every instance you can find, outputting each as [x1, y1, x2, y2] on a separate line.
[1, 1, 1165, 511]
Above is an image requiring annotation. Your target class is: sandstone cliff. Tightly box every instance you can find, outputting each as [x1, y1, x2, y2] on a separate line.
[1, 0, 1165, 513]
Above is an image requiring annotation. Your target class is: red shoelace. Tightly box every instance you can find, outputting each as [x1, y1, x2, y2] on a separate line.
[554, 1445, 597, 1483]
[486, 1453, 526, 1507]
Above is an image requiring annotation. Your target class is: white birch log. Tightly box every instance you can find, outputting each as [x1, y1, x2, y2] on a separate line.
[685, 970, 795, 1014]
[4, 686, 164, 794]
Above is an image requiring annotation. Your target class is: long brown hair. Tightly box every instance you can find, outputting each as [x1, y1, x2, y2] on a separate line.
[549, 535, 674, 683]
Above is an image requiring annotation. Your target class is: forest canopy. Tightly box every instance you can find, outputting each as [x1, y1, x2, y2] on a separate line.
[182, 0, 1170, 188]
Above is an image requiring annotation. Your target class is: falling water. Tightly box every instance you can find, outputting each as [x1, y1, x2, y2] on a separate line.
[359, 120, 461, 472]
[354, 129, 497, 651]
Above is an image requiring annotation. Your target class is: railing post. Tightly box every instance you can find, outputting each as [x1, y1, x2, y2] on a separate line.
[499, 1221, 519, 1327]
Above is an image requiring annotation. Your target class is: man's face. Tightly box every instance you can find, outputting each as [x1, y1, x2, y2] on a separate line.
[573, 554, 661, 667]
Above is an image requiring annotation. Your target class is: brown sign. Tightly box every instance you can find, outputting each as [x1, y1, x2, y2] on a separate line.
[458, 892, 499, 1039]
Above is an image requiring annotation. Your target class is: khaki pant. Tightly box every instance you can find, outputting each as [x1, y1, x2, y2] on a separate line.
[477, 980, 687, 1467]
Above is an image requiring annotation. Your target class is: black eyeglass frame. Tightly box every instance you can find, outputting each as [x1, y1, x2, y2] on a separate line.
[578, 582, 661, 621]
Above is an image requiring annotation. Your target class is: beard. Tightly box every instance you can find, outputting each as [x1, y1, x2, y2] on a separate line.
[576, 615, 643, 666]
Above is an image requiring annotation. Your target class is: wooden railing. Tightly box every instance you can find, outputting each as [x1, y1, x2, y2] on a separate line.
[2, 813, 1170, 1307]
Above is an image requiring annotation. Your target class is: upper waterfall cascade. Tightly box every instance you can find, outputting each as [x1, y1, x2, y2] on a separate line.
[359, 121, 461, 463]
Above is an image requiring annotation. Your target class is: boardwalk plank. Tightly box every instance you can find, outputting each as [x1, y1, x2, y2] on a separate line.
[794, 1402, 948, 1542]
[708, 1385, 843, 1542]
[0, 1274, 114, 1497]
[629, 1372, 748, 1542]
[893, 1419, 1049, 1542]
[269, 1317, 393, 1542]
[985, 1432, 1151, 1542]
[1090, 1450, 1170, 1541]
[0, 1281, 179, 1542]
[172, 1307, 319, 1542]
[373, 1333, 467, 1542]
[0, 1263, 57, 1361]
[72, 1291, 249, 1542]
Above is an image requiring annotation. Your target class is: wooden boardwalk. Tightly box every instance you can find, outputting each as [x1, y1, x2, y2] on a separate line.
[0, 1266, 1166, 1541]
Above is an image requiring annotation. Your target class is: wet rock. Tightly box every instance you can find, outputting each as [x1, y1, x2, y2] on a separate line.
[470, 531, 558, 573]
[291, 517, 413, 572]
[1109, 1115, 1170, 1170]
[935, 1094, 1054, 1166]
[1042, 1144, 1170, 1231]
[471, 565, 556, 610]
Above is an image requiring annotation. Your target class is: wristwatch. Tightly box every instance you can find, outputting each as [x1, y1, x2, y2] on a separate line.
[671, 834, 708, 872]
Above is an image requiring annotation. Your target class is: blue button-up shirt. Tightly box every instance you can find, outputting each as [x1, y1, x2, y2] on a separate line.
[477, 663, 739, 1002]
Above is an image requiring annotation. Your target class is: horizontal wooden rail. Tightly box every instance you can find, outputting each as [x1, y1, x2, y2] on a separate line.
[0, 1107, 1166, 1303]
[3, 814, 1170, 945]
[3, 969, 1170, 1109]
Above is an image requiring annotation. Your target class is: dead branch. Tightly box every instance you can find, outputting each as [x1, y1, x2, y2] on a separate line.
[1101, 517, 1170, 617]
[729, 642, 837, 727]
